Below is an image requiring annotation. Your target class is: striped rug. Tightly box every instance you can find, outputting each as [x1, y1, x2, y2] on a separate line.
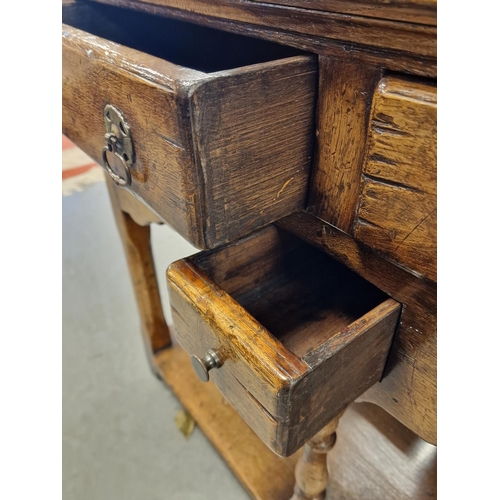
[62, 135, 104, 196]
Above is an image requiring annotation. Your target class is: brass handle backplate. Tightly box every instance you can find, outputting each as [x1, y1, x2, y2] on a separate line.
[102, 104, 135, 187]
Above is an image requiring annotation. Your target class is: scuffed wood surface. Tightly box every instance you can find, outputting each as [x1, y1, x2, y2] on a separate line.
[62, 23, 204, 245]
[354, 76, 437, 282]
[190, 57, 317, 247]
[63, 3, 316, 249]
[89, 0, 437, 77]
[251, 0, 437, 25]
[287, 298, 399, 454]
[154, 345, 300, 500]
[277, 213, 436, 445]
[113, 187, 164, 226]
[168, 225, 400, 455]
[167, 256, 308, 454]
[154, 345, 437, 499]
[308, 58, 382, 233]
[106, 177, 171, 359]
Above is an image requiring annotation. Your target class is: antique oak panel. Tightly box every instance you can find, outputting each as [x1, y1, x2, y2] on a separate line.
[167, 226, 401, 456]
[251, 0, 437, 25]
[153, 346, 436, 499]
[89, 0, 436, 77]
[62, 2, 317, 249]
[277, 213, 436, 444]
[63, 0, 437, 495]
[106, 177, 171, 372]
[353, 76, 437, 282]
[308, 58, 383, 233]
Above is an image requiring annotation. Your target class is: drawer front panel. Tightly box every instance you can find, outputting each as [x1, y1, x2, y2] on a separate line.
[167, 258, 308, 455]
[167, 259, 308, 415]
[353, 76, 437, 281]
[169, 294, 288, 451]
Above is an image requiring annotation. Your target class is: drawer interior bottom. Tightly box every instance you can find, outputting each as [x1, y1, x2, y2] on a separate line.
[62, 2, 304, 73]
[191, 226, 389, 358]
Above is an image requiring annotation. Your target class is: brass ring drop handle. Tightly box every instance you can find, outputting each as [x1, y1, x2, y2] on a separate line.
[102, 104, 134, 188]
[191, 349, 222, 382]
[102, 135, 131, 187]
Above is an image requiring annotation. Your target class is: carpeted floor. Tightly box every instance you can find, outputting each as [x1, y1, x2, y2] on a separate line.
[62, 137, 249, 500]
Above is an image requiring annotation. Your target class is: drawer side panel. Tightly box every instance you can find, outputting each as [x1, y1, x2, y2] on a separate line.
[285, 299, 401, 455]
[191, 56, 318, 247]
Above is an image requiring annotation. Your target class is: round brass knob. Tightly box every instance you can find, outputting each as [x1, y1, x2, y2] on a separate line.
[190, 349, 222, 382]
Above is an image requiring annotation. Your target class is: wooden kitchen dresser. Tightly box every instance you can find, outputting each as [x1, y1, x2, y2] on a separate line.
[62, 0, 437, 498]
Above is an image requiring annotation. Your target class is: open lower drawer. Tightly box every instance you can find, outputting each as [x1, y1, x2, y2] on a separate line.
[167, 225, 401, 456]
[62, 2, 316, 249]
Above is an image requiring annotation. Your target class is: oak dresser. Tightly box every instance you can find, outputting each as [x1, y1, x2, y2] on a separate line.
[62, 0, 437, 497]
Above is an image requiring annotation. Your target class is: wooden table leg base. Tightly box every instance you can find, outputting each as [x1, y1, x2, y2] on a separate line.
[290, 413, 344, 500]
[106, 177, 172, 366]
[154, 346, 299, 500]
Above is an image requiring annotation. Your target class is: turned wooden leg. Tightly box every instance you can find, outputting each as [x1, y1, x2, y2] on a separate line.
[290, 413, 344, 500]
[106, 177, 171, 373]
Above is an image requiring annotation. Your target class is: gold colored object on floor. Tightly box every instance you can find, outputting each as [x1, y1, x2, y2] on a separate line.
[175, 410, 196, 440]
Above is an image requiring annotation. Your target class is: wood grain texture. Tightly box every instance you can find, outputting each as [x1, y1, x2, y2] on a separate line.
[308, 58, 382, 233]
[167, 257, 308, 453]
[190, 59, 317, 246]
[291, 413, 343, 500]
[154, 345, 300, 500]
[62, 21, 203, 245]
[153, 346, 437, 499]
[113, 187, 164, 226]
[329, 402, 436, 499]
[62, 3, 316, 248]
[89, 0, 437, 77]
[353, 76, 437, 282]
[251, 0, 437, 25]
[287, 299, 400, 454]
[167, 225, 400, 455]
[106, 177, 171, 362]
[191, 227, 391, 357]
[277, 212, 436, 445]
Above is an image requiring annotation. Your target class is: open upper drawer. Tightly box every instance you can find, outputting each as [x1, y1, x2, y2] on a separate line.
[167, 225, 401, 456]
[62, 2, 317, 249]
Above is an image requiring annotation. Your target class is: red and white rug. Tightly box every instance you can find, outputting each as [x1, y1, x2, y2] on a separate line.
[62, 135, 104, 196]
